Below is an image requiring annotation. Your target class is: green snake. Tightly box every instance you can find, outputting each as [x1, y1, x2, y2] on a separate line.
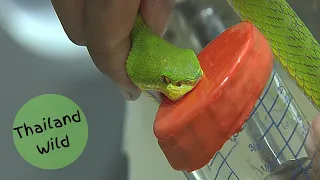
[125, 0, 320, 111]
[126, 15, 203, 102]
[227, 0, 320, 111]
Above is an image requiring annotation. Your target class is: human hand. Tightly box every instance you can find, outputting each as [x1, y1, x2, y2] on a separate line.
[51, 0, 175, 101]
[306, 114, 320, 172]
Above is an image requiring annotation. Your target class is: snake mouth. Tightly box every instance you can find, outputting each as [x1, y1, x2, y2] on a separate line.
[165, 69, 203, 101]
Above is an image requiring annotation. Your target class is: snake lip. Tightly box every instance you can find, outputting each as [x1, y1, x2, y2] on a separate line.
[191, 70, 203, 87]
[165, 69, 203, 101]
[193, 76, 201, 86]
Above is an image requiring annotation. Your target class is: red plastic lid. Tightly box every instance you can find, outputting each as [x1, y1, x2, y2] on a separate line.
[153, 21, 274, 172]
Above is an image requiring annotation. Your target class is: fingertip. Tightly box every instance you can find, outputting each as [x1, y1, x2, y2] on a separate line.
[121, 90, 141, 101]
[312, 114, 320, 131]
[311, 114, 320, 146]
[139, 0, 175, 36]
[51, 0, 86, 46]
[119, 83, 141, 101]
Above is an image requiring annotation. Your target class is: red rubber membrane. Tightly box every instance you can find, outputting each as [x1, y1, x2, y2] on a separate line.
[153, 21, 274, 172]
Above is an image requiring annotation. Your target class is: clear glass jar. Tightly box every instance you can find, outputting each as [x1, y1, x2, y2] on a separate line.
[183, 67, 317, 180]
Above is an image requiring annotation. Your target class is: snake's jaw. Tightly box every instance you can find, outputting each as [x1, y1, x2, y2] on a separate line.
[165, 84, 194, 101]
[164, 71, 203, 101]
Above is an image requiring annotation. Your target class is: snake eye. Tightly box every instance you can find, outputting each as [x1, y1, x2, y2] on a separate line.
[162, 76, 171, 84]
[176, 81, 182, 87]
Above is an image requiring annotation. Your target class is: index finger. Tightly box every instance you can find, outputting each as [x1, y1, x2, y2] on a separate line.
[85, 0, 141, 99]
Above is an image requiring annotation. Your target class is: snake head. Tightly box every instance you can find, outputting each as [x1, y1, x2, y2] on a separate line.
[161, 70, 203, 101]
[160, 49, 203, 101]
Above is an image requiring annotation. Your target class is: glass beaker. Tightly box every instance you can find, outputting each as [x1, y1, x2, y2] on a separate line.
[183, 67, 317, 180]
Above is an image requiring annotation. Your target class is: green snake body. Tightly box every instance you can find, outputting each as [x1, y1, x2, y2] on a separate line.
[228, 0, 320, 111]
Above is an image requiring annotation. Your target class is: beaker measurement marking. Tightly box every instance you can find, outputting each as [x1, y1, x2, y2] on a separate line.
[261, 163, 272, 173]
[293, 125, 310, 157]
[258, 120, 274, 143]
[278, 83, 308, 136]
[274, 73, 306, 133]
[283, 131, 311, 180]
[233, 133, 239, 138]
[268, 94, 279, 113]
[284, 94, 291, 105]
[275, 75, 292, 107]
[277, 84, 284, 94]
[266, 112, 309, 172]
[207, 152, 220, 171]
[230, 133, 240, 146]
[246, 159, 264, 177]
[207, 144, 235, 171]
[207, 145, 240, 180]
[282, 120, 289, 129]
[248, 141, 265, 152]
[268, 108, 290, 129]
[256, 101, 303, 165]
[227, 172, 234, 180]
[248, 71, 277, 120]
[274, 73, 308, 137]
[277, 85, 292, 106]
[296, 114, 308, 136]
[206, 71, 311, 179]
[275, 98, 291, 128]
[206, 156, 216, 171]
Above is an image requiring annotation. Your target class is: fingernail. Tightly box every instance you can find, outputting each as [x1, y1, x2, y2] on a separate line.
[116, 81, 141, 101]
[121, 91, 131, 101]
[129, 91, 140, 101]
[120, 90, 141, 101]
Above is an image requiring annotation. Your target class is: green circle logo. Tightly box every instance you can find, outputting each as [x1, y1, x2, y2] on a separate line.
[12, 94, 88, 170]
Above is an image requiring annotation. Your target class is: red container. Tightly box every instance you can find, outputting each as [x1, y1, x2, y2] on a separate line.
[153, 21, 274, 172]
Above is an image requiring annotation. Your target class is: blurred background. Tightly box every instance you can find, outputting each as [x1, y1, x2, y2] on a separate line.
[0, 0, 319, 180]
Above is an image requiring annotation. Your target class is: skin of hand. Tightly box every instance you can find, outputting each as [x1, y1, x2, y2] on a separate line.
[306, 114, 320, 173]
[51, 0, 175, 101]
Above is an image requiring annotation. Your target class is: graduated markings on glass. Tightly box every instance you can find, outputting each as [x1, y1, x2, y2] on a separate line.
[205, 70, 309, 178]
